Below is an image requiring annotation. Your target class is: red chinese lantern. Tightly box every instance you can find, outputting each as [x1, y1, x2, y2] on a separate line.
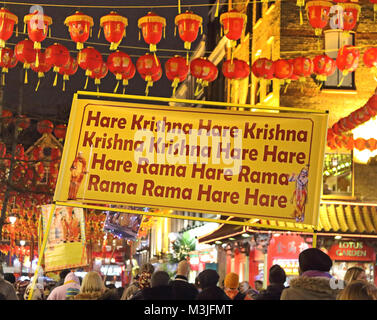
[121, 63, 135, 94]
[165, 55, 189, 96]
[219, 10, 247, 48]
[292, 57, 313, 82]
[64, 11, 94, 50]
[137, 53, 162, 95]
[0, 47, 17, 85]
[107, 50, 132, 92]
[90, 61, 108, 92]
[54, 124, 67, 140]
[31, 51, 51, 91]
[15, 39, 37, 84]
[340, 3, 360, 32]
[45, 43, 70, 86]
[0, 8, 18, 49]
[363, 47, 377, 79]
[2, 109, 12, 126]
[58, 56, 78, 91]
[174, 11, 203, 50]
[313, 54, 336, 82]
[0, 142, 6, 158]
[366, 138, 377, 151]
[37, 120, 53, 134]
[138, 12, 166, 52]
[222, 58, 250, 83]
[23, 11, 52, 50]
[78, 46, 102, 89]
[100, 12, 128, 50]
[272, 59, 293, 80]
[305, 1, 332, 36]
[354, 138, 366, 151]
[190, 57, 218, 96]
[14, 115, 30, 131]
[251, 58, 274, 79]
[336, 45, 359, 78]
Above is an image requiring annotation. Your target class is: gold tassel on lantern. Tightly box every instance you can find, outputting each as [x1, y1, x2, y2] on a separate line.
[84, 76, 89, 89]
[113, 80, 120, 93]
[98, 27, 101, 39]
[1, 73, 5, 86]
[153, 52, 159, 66]
[53, 72, 58, 87]
[215, 0, 220, 18]
[172, 77, 180, 97]
[35, 51, 39, 68]
[15, 25, 18, 37]
[24, 69, 28, 84]
[35, 78, 40, 91]
[178, 0, 181, 14]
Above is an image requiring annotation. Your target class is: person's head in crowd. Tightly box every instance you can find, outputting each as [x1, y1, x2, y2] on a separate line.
[4, 273, 16, 284]
[80, 271, 105, 294]
[239, 281, 250, 294]
[269, 265, 286, 285]
[59, 269, 71, 282]
[98, 288, 120, 300]
[138, 271, 152, 290]
[151, 271, 170, 288]
[140, 263, 155, 274]
[344, 267, 367, 283]
[337, 280, 377, 300]
[254, 280, 263, 291]
[24, 283, 44, 300]
[298, 248, 333, 275]
[197, 269, 219, 289]
[176, 260, 190, 278]
[106, 283, 116, 290]
[224, 272, 239, 290]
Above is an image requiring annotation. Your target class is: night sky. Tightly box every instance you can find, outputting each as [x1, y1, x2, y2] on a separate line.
[0, 0, 212, 146]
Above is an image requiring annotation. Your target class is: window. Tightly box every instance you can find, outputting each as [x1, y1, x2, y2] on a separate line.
[268, 0, 275, 9]
[255, 0, 262, 22]
[324, 30, 355, 89]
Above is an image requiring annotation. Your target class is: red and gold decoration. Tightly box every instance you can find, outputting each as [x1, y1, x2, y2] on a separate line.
[305, 1, 332, 36]
[272, 59, 293, 82]
[89, 61, 108, 92]
[138, 12, 166, 53]
[23, 10, 52, 50]
[219, 9, 247, 48]
[121, 62, 135, 94]
[0, 8, 18, 48]
[64, 11, 94, 50]
[340, 3, 360, 32]
[137, 53, 162, 95]
[37, 120, 54, 135]
[363, 47, 377, 80]
[165, 55, 189, 97]
[0, 47, 17, 86]
[58, 56, 78, 91]
[54, 124, 67, 141]
[313, 54, 336, 82]
[31, 51, 51, 91]
[15, 38, 37, 84]
[45, 43, 70, 87]
[336, 45, 359, 86]
[292, 56, 314, 89]
[99, 11, 128, 51]
[78, 46, 102, 89]
[174, 10, 203, 61]
[252, 58, 275, 79]
[14, 115, 30, 131]
[107, 50, 132, 93]
[190, 57, 218, 96]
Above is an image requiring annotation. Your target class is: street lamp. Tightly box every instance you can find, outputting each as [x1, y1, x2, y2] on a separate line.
[20, 240, 25, 246]
[9, 215, 16, 224]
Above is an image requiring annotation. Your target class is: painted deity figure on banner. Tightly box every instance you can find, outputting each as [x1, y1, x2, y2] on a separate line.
[68, 151, 88, 200]
[289, 165, 309, 223]
[68, 209, 81, 242]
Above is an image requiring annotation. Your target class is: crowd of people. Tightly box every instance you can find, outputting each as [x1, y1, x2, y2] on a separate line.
[1, 248, 377, 300]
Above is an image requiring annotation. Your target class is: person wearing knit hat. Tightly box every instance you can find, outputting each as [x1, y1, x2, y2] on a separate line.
[169, 260, 198, 300]
[254, 265, 286, 300]
[281, 248, 341, 300]
[224, 272, 248, 300]
[196, 269, 230, 300]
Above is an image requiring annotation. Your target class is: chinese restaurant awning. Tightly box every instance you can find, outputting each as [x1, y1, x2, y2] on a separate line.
[198, 202, 377, 245]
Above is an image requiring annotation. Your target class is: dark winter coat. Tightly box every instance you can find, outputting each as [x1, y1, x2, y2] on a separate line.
[0, 279, 18, 300]
[196, 286, 231, 300]
[131, 285, 174, 300]
[254, 284, 286, 300]
[280, 277, 340, 300]
[169, 276, 198, 300]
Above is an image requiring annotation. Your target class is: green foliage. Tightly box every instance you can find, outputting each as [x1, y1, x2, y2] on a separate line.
[168, 231, 196, 264]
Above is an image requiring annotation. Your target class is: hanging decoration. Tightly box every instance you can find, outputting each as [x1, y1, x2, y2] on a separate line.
[252, 58, 275, 79]
[305, 1, 332, 36]
[78, 46, 103, 89]
[292, 56, 314, 84]
[336, 45, 359, 86]
[313, 54, 336, 84]
[58, 55, 78, 91]
[137, 12, 166, 54]
[339, 3, 360, 33]
[64, 11, 94, 50]
[165, 55, 189, 97]
[54, 124, 67, 141]
[363, 47, 377, 80]
[14, 115, 30, 131]
[2, 109, 13, 126]
[219, 9, 247, 48]
[23, 10, 52, 50]
[89, 61, 108, 92]
[0, 8, 18, 49]
[30, 51, 51, 91]
[272, 59, 293, 93]
[107, 50, 132, 93]
[190, 57, 218, 96]
[222, 58, 250, 81]
[136, 53, 162, 95]
[45, 43, 70, 87]
[0, 47, 17, 86]
[15, 39, 37, 84]
[121, 62, 135, 94]
[37, 120, 54, 134]
[297, 0, 305, 25]
[174, 10, 203, 62]
[100, 11, 128, 51]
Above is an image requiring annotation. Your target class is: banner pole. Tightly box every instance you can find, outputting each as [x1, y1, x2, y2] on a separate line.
[27, 203, 56, 300]
[312, 231, 318, 248]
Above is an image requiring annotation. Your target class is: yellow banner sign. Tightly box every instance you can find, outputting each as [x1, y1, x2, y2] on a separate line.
[54, 96, 328, 227]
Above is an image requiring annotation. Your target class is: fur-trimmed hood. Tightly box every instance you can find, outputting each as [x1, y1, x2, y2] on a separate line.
[71, 291, 103, 300]
[281, 276, 340, 300]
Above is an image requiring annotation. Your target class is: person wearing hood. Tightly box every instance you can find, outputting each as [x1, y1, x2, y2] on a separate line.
[70, 271, 105, 300]
[255, 265, 286, 300]
[47, 271, 80, 300]
[280, 248, 340, 300]
[223, 272, 247, 300]
[196, 269, 230, 300]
